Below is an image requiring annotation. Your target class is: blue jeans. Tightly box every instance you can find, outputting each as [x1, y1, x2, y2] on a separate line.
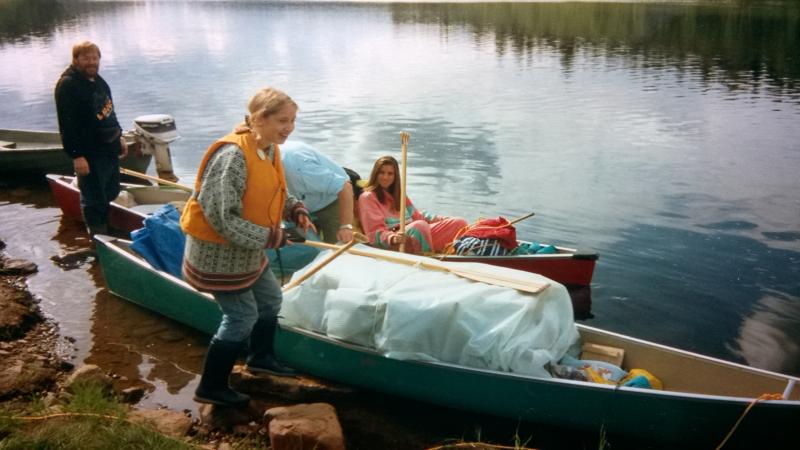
[77, 153, 120, 235]
[212, 268, 283, 342]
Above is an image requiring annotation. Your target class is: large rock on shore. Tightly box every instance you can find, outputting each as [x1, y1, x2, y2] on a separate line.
[128, 408, 193, 438]
[0, 275, 40, 340]
[265, 402, 346, 450]
[0, 355, 60, 400]
[63, 364, 114, 394]
[0, 277, 63, 400]
[0, 258, 37, 275]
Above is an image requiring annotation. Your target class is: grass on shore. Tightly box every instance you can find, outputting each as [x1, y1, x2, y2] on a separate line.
[1, 381, 610, 450]
[0, 381, 192, 450]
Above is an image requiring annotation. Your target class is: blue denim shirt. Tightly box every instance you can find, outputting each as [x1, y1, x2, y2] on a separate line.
[281, 141, 347, 213]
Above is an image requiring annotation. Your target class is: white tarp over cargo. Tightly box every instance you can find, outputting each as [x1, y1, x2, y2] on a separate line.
[280, 244, 580, 378]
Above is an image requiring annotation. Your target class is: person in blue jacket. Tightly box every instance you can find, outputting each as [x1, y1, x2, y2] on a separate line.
[281, 141, 355, 244]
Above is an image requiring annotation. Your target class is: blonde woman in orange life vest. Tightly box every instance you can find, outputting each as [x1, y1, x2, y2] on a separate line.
[180, 87, 315, 407]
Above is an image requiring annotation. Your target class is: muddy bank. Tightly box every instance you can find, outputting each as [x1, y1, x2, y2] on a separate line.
[0, 267, 68, 405]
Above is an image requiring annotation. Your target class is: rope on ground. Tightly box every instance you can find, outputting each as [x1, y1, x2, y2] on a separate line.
[6, 412, 123, 422]
[715, 393, 784, 450]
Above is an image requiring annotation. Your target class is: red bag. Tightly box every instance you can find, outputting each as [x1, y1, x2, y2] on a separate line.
[458, 216, 517, 249]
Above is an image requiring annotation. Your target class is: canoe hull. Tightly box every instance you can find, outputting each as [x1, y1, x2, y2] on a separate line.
[48, 174, 323, 275]
[441, 251, 597, 286]
[46, 174, 182, 233]
[277, 326, 798, 448]
[95, 234, 221, 335]
[0, 129, 150, 177]
[47, 175, 83, 221]
[93, 234, 800, 448]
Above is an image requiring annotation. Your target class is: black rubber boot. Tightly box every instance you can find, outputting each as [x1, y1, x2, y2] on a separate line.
[246, 317, 297, 376]
[86, 222, 108, 237]
[194, 338, 251, 406]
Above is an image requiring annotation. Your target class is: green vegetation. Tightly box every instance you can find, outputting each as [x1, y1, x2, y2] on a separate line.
[598, 425, 608, 450]
[0, 382, 192, 450]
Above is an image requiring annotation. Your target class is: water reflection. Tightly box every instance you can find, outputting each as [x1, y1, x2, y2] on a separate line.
[0, 0, 70, 42]
[390, 2, 800, 92]
[590, 221, 800, 369]
[85, 279, 207, 410]
[0, 0, 798, 381]
[78, 227, 207, 409]
[569, 285, 594, 321]
[733, 291, 800, 375]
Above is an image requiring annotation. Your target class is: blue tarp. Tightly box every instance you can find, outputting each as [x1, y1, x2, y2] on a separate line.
[130, 204, 185, 279]
[129, 204, 322, 280]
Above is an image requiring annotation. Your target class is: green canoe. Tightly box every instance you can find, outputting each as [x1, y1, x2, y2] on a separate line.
[93, 235, 800, 448]
[0, 129, 150, 177]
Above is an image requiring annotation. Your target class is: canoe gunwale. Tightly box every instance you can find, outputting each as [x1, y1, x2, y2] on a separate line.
[441, 251, 598, 261]
[48, 174, 190, 231]
[281, 319, 799, 406]
[1, 146, 64, 152]
[97, 235, 216, 304]
[0, 129, 150, 176]
[0, 128, 63, 148]
[578, 323, 800, 395]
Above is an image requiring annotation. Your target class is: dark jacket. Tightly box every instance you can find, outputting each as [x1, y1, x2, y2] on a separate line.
[54, 65, 122, 159]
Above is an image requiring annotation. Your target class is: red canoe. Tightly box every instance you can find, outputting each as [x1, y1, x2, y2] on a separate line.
[440, 248, 598, 287]
[47, 174, 190, 233]
[49, 174, 597, 286]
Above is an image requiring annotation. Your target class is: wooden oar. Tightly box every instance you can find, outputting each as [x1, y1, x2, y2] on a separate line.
[471, 211, 534, 227]
[120, 168, 193, 193]
[282, 236, 364, 293]
[299, 234, 550, 294]
[509, 211, 535, 226]
[398, 132, 410, 252]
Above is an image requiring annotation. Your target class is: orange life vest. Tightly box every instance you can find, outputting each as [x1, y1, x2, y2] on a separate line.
[180, 129, 287, 244]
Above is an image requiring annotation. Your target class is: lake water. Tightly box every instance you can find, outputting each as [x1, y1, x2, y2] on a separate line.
[1, 0, 799, 383]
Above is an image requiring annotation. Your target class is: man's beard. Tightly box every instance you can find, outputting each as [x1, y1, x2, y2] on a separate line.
[78, 66, 98, 78]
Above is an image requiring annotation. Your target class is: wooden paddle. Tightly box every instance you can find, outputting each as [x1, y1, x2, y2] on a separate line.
[469, 211, 535, 227]
[299, 233, 550, 294]
[509, 211, 535, 225]
[120, 168, 193, 193]
[398, 131, 410, 252]
[281, 235, 365, 293]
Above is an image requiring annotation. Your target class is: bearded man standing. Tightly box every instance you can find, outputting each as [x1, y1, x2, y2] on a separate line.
[55, 41, 128, 236]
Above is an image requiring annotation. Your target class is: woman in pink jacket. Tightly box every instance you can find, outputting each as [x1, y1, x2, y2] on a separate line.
[358, 155, 467, 254]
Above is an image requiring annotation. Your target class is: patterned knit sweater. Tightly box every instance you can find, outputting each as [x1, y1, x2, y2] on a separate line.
[183, 144, 305, 290]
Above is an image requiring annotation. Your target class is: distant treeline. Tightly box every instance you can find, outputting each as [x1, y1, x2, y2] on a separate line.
[391, 2, 800, 90]
[2, 1, 797, 90]
[0, 0, 64, 41]
[0, 0, 141, 43]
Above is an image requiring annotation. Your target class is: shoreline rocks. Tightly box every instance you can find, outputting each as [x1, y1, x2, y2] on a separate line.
[0, 255, 65, 401]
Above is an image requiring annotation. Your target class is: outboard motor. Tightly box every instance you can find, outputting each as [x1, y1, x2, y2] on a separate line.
[130, 114, 180, 182]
